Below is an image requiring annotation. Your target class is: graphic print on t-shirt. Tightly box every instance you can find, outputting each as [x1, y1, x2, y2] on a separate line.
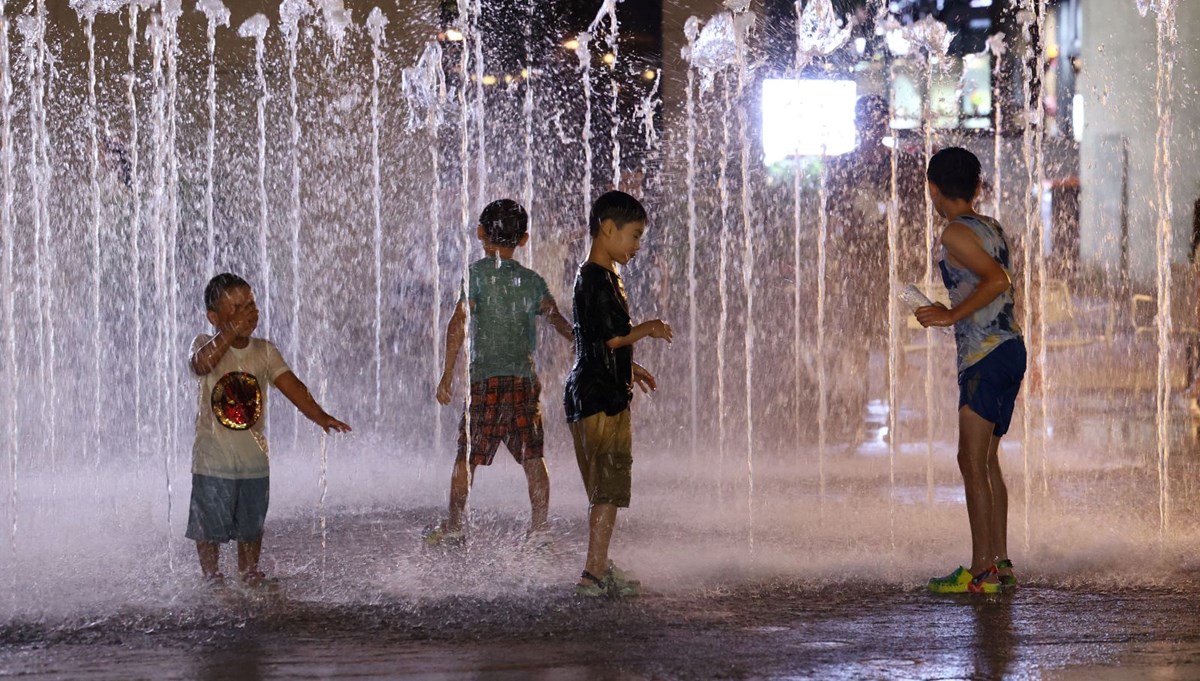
[211, 371, 262, 430]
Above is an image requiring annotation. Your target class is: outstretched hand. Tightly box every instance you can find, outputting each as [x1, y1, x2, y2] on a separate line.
[649, 320, 673, 343]
[318, 414, 352, 434]
[632, 363, 657, 394]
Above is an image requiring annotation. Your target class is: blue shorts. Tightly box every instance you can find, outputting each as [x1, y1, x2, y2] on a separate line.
[185, 474, 269, 543]
[959, 339, 1026, 437]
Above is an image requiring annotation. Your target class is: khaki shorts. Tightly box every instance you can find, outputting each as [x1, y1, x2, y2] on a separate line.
[569, 409, 632, 508]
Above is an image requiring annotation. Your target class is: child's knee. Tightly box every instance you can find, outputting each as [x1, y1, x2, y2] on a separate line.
[956, 449, 988, 474]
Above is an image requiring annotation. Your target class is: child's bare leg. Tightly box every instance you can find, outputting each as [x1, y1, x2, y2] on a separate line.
[196, 541, 221, 579]
[447, 460, 474, 531]
[582, 503, 618, 580]
[522, 457, 550, 533]
[986, 435, 1010, 573]
[237, 538, 262, 578]
[958, 406, 997, 574]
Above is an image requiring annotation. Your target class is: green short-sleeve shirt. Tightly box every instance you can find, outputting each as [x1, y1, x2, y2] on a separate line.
[464, 256, 553, 380]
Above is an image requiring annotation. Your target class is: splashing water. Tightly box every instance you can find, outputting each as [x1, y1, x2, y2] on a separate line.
[367, 7, 388, 421]
[733, 4, 756, 551]
[574, 30, 593, 228]
[0, 0, 1195, 642]
[1146, 0, 1179, 537]
[589, 0, 620, 189]
[198, 0, 228, 278]
[689, 12, 736, 94]
[318, 0, 351, 55]
[794, 0, 852, 67]
[238, 13, 270, 340]
[684, 17, 700, 466]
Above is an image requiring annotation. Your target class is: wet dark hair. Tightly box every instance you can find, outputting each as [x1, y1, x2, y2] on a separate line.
[588, 190, 647, 238]
[204, 272, 250, 311]
[926, 147, 982, 201]
[479, 199, 528, 248]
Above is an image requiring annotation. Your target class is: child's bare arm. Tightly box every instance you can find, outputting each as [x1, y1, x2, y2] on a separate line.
[605, 319, 673, 350]
[191, 302, 258, 375]
[540, 297, 574, 342]
[190, 305, 259, 374]
[191, 331, 236, 376]
[274, 371, 351, 433]
[436, 299, 468, 405]
[915, 223, 1010, 328]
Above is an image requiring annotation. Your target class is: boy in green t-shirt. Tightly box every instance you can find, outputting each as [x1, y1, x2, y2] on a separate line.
[429, 199, 574, 545]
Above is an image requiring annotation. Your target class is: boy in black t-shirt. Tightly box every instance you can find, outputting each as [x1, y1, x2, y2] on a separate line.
[564, 190, 672, 598]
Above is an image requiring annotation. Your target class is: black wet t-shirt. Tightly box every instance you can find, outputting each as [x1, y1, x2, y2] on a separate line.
[564, 262, 633, 423]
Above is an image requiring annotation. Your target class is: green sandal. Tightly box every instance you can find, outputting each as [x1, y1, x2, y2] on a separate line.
[575, 570, 608, 598]
[927, 565, 1001, 594]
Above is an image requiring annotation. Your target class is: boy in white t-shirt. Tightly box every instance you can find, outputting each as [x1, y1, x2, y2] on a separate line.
[186, 273, 350, 588]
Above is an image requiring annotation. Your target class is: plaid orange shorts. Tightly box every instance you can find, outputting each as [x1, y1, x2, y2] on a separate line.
[457, 376, 544, 465]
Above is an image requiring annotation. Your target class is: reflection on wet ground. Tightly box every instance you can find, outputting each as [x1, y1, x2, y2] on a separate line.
[4, 571, 1200, 679]
[3, 500, 1200, 680]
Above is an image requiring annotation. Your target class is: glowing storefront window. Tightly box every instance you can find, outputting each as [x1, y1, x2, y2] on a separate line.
[761, 79, 858, 165]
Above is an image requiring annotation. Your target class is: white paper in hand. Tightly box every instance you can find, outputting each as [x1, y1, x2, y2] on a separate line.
[899, 284, 953, 334]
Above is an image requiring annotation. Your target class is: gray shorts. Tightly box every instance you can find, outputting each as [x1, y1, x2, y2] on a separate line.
[185, 474, 269, 543]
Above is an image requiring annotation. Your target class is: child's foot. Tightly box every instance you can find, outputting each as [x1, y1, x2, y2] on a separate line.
[968, 566, 1002, 594]
[995, 559, 1017, 590]
[240, 570, 279, 592]
[573, 565, 641, 599]
[522, 529, 553, 551]
[574, 570, 608, 598]
[203, 572, 227, 589]
[422, 524, 465, 547]
[606, 561, 641, 598]
[927, 566, 1000, 594]
[927, 566, 971, 593]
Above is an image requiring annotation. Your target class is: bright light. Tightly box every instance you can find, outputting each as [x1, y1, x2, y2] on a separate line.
[562, 38, 580, 50]
[761, 79, 858, 164]
[444, 28, 464, 42]
[1072, 92, 1084, 142]
[885, 30, 910, 56]
[482, 74, 497, 86]
[854, 37, 866, 55]
[642, 69, 656, 81]
[504, 74, 514, 84]
[602, 52, 616, 66]
[520, 68, 530, 79]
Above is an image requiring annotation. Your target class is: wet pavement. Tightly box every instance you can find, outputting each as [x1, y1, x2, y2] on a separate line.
[3, 500, 1200, 680]
[4, 572, 1200, 679]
